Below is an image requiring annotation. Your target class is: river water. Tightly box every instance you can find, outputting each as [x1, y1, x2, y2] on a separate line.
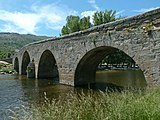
[0, 70, 146, 119]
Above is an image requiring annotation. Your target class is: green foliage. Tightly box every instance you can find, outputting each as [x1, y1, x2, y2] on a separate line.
[93, 10, 116, 26]
[79, 16, 91, 30]
[0, 33, 50, 59]
[103, 10, 116, 23]
[61, 15, 80, 35]
[61, 15, 91, 35]
[61, 9, 119, 35]
[67, 15, 80, 33]
[61, 25, 69, 35]
[93, 11, 103, 26]
[101, 50, 135, 65]
[9, 87, 160, 120]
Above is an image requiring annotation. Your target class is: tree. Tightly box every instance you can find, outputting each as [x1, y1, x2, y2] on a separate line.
[79, 16, 91, 30]
[66, 15, 80, 33]
[61, 15, 80, 35]
[61, 15, 92, 35]
[61, 25, 69, 35]
[93, 11, 103, 26]
[93, 10, 116, 26]
[7, 52, 11, 58]
[61, 9, 118, 35]
[103, 10, 116, 23]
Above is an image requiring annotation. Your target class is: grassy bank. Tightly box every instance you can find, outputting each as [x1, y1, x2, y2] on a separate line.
[9, 87, 160, 120]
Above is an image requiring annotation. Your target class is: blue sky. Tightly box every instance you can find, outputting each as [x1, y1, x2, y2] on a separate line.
[0, 0, 159, 37]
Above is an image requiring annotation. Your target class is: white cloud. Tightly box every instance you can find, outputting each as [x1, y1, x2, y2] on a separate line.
[0, 10, 40, 34]
[88, 0, 100, 11]
[32, 3, 78, 31]
[1, 24, 29, 34]
[88, 0, 95, 4]
[81, 11, 96, 17]
[81, 11, 96, 24]
[133, 7, 159, 13]
[115, 10, 125, 16]
[0, 3, 77, 34]
[33, 4, 66, 30]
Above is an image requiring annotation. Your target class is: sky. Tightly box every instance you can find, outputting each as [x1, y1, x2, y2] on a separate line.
[0, 0, 159, 37]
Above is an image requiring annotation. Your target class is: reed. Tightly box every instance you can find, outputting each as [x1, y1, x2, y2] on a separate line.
[9, 87, 160, 120]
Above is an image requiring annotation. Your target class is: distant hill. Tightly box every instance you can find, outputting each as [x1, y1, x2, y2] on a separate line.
[0, 32, 51, 59]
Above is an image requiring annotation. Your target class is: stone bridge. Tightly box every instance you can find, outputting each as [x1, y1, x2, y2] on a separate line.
[0, 58, 12, 64]
[13, 8, 160, 87]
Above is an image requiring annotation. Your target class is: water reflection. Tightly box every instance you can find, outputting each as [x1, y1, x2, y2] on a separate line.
[95, 69, 147, 90]
[0, 74, 75, 118]
[16, 75, 75, 104]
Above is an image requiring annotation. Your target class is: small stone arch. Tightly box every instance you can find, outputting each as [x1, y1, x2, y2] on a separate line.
[21, 51, 30, 75]
[74, 46, 147, 88]
[37, 50, 59, 81]
[14, 57, 19, 73]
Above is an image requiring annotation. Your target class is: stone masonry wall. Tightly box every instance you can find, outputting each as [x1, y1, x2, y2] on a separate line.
[13, 8, 160, 86]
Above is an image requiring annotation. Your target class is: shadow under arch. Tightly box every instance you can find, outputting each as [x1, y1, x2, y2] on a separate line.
[38, 50, 59, 81]
[22, 51, 30, 75]
[74, 46, 147, 90]
[14, 57, 19, 73]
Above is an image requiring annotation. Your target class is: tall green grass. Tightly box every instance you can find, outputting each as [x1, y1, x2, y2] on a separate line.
[9, 87, 160, 120]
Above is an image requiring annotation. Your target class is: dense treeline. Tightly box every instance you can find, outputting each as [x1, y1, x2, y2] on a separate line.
[61, 10, 117, 35]
[0, 33, 50, 59]
[100, 50, 136, 68]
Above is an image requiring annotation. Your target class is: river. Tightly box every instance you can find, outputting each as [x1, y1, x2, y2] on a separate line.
[0, 70, 146, 119]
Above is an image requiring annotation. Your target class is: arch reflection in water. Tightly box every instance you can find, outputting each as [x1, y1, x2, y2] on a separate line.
[18, 75, 74, 103]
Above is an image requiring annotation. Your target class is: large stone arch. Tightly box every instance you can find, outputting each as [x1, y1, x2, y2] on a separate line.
[21, 51, 30, 75]
[74, 46, 146, 87]
[37, 50, 59, 81]
[14, 57, 19, 73]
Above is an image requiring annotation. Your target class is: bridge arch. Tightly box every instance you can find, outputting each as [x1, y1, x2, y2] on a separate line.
[21, 51, 30, 75]
[74, 46, 146, 88]
[14, 57, 19, 73]
[37, 50, 59, 81]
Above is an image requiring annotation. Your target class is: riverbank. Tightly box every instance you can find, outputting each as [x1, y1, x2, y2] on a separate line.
[9, 86, 160, 120]
[0, 61, 15, 74]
